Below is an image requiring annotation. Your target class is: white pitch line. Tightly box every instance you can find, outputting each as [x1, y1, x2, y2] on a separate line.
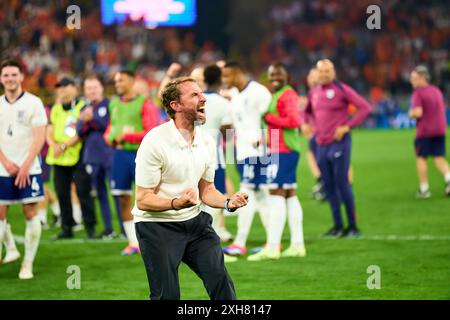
[11, 234, 450, 245]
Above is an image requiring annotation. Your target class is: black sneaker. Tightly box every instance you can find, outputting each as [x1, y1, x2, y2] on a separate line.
[86, 226, 98, 239]
[53, 231, 74, 240]
[323, 227, 345, 238]
[416, 189, 431, 199]
[343, 227, 361, 238]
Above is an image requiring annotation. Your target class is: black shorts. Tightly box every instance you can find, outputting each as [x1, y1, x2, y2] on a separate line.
[415, 136, 446, 157]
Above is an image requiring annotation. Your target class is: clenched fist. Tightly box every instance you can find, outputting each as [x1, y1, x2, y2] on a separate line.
[172, 188, 199, 210]
[227, 192, 249, 210]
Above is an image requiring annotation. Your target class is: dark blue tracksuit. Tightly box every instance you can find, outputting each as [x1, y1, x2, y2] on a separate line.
[76, 98, 118, 234]
[316, 134, 356, 229]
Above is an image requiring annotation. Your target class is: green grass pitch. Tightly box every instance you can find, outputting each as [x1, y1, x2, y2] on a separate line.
[1, 129, 449, 299]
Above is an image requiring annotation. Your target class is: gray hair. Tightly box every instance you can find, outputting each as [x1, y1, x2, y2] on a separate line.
[413, 65, 431, 81]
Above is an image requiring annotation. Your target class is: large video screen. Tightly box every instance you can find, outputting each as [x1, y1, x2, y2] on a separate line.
[101, 0, 197, 28]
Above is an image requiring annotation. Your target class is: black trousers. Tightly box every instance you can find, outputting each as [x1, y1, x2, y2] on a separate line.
[136, 212, 236, 300]
[53, 162, 96, 232]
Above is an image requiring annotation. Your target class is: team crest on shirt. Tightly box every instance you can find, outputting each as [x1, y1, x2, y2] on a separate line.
[17, 110, 26, 123]
[326, 89, 335, 99]
[98, 107, 107, 117]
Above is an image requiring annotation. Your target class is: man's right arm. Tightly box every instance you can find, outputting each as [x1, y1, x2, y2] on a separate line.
[300, 93, 314, 138]
[135, 186, 197, 212]
[409, 92, 423, 119]
[409, 107, 423, 119]
[135, 186, 173, 212]
[0, 149, 19, 176]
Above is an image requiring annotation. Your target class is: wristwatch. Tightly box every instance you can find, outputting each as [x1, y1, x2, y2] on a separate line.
[224, 198, 237, 212]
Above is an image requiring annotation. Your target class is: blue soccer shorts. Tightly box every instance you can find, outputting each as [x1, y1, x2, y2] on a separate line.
[0, 174, 45, 205]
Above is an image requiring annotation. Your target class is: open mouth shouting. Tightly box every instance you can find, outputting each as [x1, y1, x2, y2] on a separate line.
[196, 106, 206, 123]
[197, 106, 205, 114]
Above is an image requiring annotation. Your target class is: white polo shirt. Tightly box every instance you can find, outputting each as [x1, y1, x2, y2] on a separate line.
[229, 81, 272, 161]
[132, 119, 217, 222]
[0, 92, 47, 177]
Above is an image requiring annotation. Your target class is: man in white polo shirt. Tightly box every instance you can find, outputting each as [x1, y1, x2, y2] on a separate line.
[133, 76, 248, 300]
[0, 59, 47, 279]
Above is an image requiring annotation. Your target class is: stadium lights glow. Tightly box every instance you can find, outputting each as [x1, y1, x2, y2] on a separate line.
[113, 0, 185, 23]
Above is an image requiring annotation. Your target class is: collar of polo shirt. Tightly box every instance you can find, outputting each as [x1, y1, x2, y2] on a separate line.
[168, 119, 203, 149]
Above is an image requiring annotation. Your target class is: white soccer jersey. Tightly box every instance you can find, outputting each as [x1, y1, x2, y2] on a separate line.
[203, 92, 232, 134]
[202, 92, 232, 168]
[229, 81, 272, 161]
[0, 92, 47, 177]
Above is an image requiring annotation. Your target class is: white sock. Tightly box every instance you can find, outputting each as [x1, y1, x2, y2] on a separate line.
[420, 182, 429, 193]
[50, 202, 61, 217]
[24, 216, 42, 264]
[234, 188, 256, 248]
[5, 223, 19, 252]
[73, 203, 82, 224]
[444, 172, 450, 183]
[37, 209, 47, 225]
[267, 195, 287, 252]
[287, 196, 305, 248]
[0, 219, 7, 258]
[123, 220, 138, 246]
[255, 188, 270, 235]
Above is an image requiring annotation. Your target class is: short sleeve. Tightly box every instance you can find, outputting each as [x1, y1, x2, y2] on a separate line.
[31, 98, 48, 127]
[257, 85, 272, 114]
[219, 100, 232, 126]
[135, 134, 163, 188]
[201, 134, 216, 182]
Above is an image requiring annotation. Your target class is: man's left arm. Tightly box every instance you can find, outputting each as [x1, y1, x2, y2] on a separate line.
[15, 125, 46, 189]
[335, 84, 372, 140]
[344, 84, 372, 129]
[198, 179, 248, 211]
[198, 137, 248, 210]
[409, 92, 423, 119]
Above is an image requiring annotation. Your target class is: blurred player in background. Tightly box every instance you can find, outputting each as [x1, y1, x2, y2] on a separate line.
[46, 77, 97, 239]
[303, 68, 355, 201]
[0, 59, 46, 279]
[105, 70, 160, 255]
[302, 59, 371, 237]
[248, 63, 305, 261]
[200, 64, 234, 244]
[76, 74, 115, 239]
[37, 104, 60, 229]
[408, 65, 450, 198]
[221, 62, 272, 256]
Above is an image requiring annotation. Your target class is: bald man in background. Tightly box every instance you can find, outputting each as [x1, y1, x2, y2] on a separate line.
[302, 59, 372, 237]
